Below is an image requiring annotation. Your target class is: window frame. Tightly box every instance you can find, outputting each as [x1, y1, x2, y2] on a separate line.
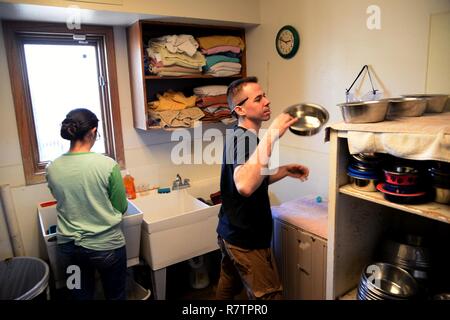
[2, 21, 125, 185]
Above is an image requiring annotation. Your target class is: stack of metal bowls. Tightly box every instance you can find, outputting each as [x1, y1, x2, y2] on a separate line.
[428, 161, 450, 204]
[357, 262, 419, 300]
[387, 97, 427, 118]
[347, 153, 385, 192]
[377, 161, 428, 204]
[402, 94, 448, 113]
[379, 235, 432, 293]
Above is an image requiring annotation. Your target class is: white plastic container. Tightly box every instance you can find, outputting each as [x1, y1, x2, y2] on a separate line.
[37, 200, 143, 289]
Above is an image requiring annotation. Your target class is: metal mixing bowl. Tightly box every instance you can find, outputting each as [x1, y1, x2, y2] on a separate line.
[387, 97, 427, 118]
[402, 94, 449, 113]
[284, 103, 329, 136]
[361, 262, 419, 299]
[348, 175, 378, 192]
[338, 100, 389, 123]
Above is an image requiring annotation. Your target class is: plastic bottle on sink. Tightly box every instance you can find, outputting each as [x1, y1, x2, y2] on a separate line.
[123, 171, 136, 200]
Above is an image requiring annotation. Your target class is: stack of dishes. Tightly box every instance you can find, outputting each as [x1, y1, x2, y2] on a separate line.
[377, 163, 428, 204]
[428, 161, 450, 204]
[357, 262, 419, 300]
[379, 235, 432, 293]
[347, 153, 385, 192]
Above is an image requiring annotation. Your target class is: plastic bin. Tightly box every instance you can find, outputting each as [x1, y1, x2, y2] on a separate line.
[37, 200, 143, 289]
[0, 257, 49, 300]
[126, 274, 151, 300]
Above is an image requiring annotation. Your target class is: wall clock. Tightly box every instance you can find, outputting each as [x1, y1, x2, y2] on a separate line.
[275, 25, 300, 59]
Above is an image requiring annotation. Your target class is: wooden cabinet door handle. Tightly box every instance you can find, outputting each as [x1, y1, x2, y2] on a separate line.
[297, 264, 310, 276]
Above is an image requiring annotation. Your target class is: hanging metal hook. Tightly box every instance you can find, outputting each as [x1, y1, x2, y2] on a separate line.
[345, 65, 378, 102]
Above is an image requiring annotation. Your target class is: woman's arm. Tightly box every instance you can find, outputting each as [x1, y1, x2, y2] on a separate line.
[108, 165, 128, 214]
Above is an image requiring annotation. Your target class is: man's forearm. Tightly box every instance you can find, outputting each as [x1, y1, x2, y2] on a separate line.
[234, 132, 277, 197]
[268, 165, 287, 184]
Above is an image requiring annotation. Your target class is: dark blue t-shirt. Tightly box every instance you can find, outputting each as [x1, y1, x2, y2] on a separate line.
[217, 126, 272, 249]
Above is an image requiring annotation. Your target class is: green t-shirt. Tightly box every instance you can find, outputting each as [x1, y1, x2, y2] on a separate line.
[46, 152, 128, 251]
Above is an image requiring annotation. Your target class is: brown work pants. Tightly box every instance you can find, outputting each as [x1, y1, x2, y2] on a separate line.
[216, 237, 283, 300]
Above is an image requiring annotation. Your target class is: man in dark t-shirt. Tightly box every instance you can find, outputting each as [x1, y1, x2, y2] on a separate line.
[216, 77, 310, 300]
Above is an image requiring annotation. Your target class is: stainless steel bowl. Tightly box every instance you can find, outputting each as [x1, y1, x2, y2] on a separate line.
[402, 94, 449, 113]
[361, 262, 419, 299]
[387, 97, 427, 118]
[284, 103, 329, 136]
[348, 175, 378, 192]
[338, 100, 389, 123]
[434, 186, 450, 204]
[380, 239, 431, 270]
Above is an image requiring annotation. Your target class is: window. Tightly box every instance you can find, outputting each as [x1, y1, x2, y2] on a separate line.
[3, 21, 125, 185]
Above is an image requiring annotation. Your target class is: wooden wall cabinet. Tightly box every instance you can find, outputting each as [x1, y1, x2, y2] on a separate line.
[126, 20, 246, 130]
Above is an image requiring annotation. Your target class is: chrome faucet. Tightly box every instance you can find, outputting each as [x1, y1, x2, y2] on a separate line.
[172, 174, 190, 190]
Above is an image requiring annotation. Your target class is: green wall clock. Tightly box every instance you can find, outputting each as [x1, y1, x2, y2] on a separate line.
[275, 25, 300, 59]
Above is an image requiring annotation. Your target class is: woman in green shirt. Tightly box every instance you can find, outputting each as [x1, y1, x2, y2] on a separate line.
[46, 108, 128, 300]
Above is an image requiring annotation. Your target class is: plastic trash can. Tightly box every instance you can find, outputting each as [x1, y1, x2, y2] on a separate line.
[0, 257, 50, 300]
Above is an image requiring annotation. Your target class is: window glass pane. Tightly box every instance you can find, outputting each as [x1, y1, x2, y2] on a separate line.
[23, 43, 106, 162]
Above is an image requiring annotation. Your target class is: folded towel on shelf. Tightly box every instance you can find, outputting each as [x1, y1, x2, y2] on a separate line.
[147, 45, 206, 69]
[196, 94, 228, 107]
[151, 34, 199, 57]
[204, 55, 240, 70]
[193, 85, 228, 97]
[196, 35, 245, 50]
[149, 91, 197, 111]
[148, 107, 205, 128]
[201, 45, 242, 55]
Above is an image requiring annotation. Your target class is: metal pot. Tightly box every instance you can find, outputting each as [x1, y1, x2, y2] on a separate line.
[338, 100, 389, 123]
[284, 103, 329, 136]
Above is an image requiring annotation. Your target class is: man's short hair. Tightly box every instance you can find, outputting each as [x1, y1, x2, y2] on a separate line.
[227, 76, 258, 115]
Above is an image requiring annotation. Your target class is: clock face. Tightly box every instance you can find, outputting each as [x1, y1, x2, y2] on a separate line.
[276, 26, 300, 59]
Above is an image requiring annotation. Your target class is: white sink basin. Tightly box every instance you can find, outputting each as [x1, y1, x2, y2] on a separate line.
[131, 189, 220, 270]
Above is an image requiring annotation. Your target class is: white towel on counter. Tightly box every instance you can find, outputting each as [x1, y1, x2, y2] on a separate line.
[328, 112, 450, 162]
[347, 131, 450, 162]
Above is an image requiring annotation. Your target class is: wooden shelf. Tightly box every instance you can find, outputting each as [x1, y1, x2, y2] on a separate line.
[127, 20, 246, 130]
[339, 184, 450, 224]
[144, 74, 242, 80]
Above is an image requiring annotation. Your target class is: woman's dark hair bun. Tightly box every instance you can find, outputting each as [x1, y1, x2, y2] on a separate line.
[60, 108, 99, 141]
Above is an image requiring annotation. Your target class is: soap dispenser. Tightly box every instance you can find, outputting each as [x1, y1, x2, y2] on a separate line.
[123, 170, 136, 200]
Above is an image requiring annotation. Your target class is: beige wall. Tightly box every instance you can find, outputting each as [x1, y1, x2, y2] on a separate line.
[1, 0, 261, 25]
[0, 1, 255, 258]
[426, 11, 450, 94]
[1, 0, 449, 259]
[0, 24, 224, 258]
[247, 0, 450, 204]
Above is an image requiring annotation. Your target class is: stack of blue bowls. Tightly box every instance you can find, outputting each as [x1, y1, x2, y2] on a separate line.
[347, 153, 384, 192]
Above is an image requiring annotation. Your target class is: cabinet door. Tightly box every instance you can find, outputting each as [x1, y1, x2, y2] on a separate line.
[296, 230, 328, 300]
[272, 219, 297, 299]
[296, 230, 313, 299]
